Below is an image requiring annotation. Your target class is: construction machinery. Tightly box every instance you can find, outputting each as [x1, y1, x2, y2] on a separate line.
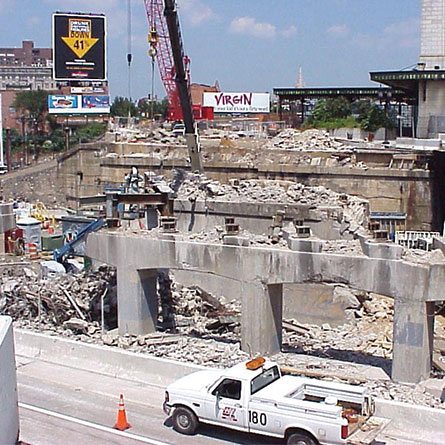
[53, 218, 105, 267]
[143, 0, 203, 172]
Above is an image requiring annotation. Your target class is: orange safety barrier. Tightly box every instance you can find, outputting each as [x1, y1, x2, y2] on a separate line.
[113, 393, 131, 431]
[28, 243, 39, 259]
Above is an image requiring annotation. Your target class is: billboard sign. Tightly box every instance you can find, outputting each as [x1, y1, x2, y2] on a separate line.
[48, 95, 110, 114]
[53, 13, 107, 81]
[203, 92, 270, 113]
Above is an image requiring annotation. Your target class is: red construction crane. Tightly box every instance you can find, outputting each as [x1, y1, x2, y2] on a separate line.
[143, 0, 203, 171]
[143, 0, 182, 120]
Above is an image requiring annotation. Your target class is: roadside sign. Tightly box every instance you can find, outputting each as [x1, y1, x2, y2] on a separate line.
[48, 95, 110, 114]
[203, 92, 270, 113]
[53, 13, 107, 81]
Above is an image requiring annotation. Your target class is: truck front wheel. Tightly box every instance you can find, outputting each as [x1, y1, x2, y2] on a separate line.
[287, 431, 318, 445]
[172, 406, 198, 435]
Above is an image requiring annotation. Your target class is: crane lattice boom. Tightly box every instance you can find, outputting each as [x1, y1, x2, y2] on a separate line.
[143, 0, 180, 119]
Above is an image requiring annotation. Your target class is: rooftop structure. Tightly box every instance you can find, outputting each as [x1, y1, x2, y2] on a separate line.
[0, 41, 56, 91]
[371, 0, 445, 138]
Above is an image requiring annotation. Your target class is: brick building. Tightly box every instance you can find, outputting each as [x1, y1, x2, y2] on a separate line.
[0, 41, 55, 91]
[0, 41, 57, 132]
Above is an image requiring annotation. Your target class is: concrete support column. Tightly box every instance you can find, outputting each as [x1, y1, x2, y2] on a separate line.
[241, 282, 283, 356]
[392, 299, 435, 383]
[146, 207, 159, 230]
[116, 267, 158, 336]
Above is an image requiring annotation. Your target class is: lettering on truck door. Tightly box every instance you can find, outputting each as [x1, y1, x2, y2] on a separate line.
[206, 378, 247, 430]
[248, 366, 282, 436]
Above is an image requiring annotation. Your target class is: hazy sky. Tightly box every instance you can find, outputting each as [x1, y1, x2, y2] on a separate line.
[0, 0, 421, 100]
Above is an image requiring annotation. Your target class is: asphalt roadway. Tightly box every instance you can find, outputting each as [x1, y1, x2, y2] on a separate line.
[16, 354, 445, 445]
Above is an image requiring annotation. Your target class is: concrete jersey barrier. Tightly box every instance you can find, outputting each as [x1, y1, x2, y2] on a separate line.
[0, 317, 20, 445]
[14, 328, 445, 433]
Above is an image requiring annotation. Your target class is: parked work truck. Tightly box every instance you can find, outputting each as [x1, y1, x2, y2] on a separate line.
[163, 357, 389, 445]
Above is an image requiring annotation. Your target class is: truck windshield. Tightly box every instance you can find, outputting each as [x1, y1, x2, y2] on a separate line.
[251, 366, 280, 395]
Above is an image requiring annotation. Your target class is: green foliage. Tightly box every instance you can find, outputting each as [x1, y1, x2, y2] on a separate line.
[359, 104, 393, 133]
[310, 97, 351, 124]
[13, 90, 49, 130]
[2, 128, 22, 151]
[110, 96, 139, 117]
[75, 123, 107, 143]
[305, 115, 360, 130]
[307, 97, 393, 132]
[137, 97, 170, 118]
[47, 129, 65, 152]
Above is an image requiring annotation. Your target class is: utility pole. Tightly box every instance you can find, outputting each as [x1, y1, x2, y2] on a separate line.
[65, 127, 70, 152]
[5, 128, 11, 171]
[0, 94, 4, 167]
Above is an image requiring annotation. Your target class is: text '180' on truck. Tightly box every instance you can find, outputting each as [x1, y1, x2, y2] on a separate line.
[163, 357, 390, 445]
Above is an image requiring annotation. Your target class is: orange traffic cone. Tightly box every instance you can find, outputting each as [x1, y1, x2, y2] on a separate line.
[113, 394, 132, 431]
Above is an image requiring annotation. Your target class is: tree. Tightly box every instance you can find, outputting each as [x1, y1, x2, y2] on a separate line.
[311, 97, 351, 123]
[137, 97, 169, 118]
[351, 99, 373, 120]
[13, 90, 49, 133]
[110, 96, 139, 117]
[75, 123, 107, 143]
[360, 104, 393, 133]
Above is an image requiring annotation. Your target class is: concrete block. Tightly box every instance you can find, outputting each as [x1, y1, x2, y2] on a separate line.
[287, 237, 324, 253]
[362, 240, 403, 260]
[0, 205, 16, 233]
[14, 328, 205, 386]
[117, 268, 158, 336]
[432, 236, 445, 255]
[392, 300, 435, 383]
[375, 397, 445, 437]
[0, 316, 19, 445]
[222, 235, 250, 247]
[418, 378, 445, 402]
[157, 233, 184, 242]
[241, 282, 282, 356]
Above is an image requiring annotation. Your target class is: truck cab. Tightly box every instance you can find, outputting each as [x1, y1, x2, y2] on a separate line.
[163, 358, 386, 445]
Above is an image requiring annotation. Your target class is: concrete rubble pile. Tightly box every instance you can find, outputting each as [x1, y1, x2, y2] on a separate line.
[321, 240, 365, 256]
[283, 291, 395, 364]
[174, 173, 368, 229]
[401, 246, 445, 265]
[186, 228, 290, 248]
[2, 263, 444, 407]
[266, 129, 349, 152]
[113, 127, 185, 146]
[0, 265, 116, 335]
[157, 271, 241, 339]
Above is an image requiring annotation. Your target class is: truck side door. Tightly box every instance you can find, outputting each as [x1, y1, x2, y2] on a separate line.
[206, 378, 247, 430]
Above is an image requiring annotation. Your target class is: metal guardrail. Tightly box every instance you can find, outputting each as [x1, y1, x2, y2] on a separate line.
[395, 231, 440, 250]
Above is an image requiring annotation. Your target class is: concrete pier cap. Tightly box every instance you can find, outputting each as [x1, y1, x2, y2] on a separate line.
[86, 231, 445, 384]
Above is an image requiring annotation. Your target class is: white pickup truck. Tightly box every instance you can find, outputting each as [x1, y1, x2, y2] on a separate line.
[163, 358, 389, 445]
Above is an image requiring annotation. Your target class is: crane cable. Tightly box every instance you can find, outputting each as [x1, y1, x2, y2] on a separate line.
[127, 0, 133, 100]
[127, 0, 133, 126]
[148, 24, 159, 121]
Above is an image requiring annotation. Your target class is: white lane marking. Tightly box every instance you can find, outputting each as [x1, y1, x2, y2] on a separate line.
[19, 402, 172, 445]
